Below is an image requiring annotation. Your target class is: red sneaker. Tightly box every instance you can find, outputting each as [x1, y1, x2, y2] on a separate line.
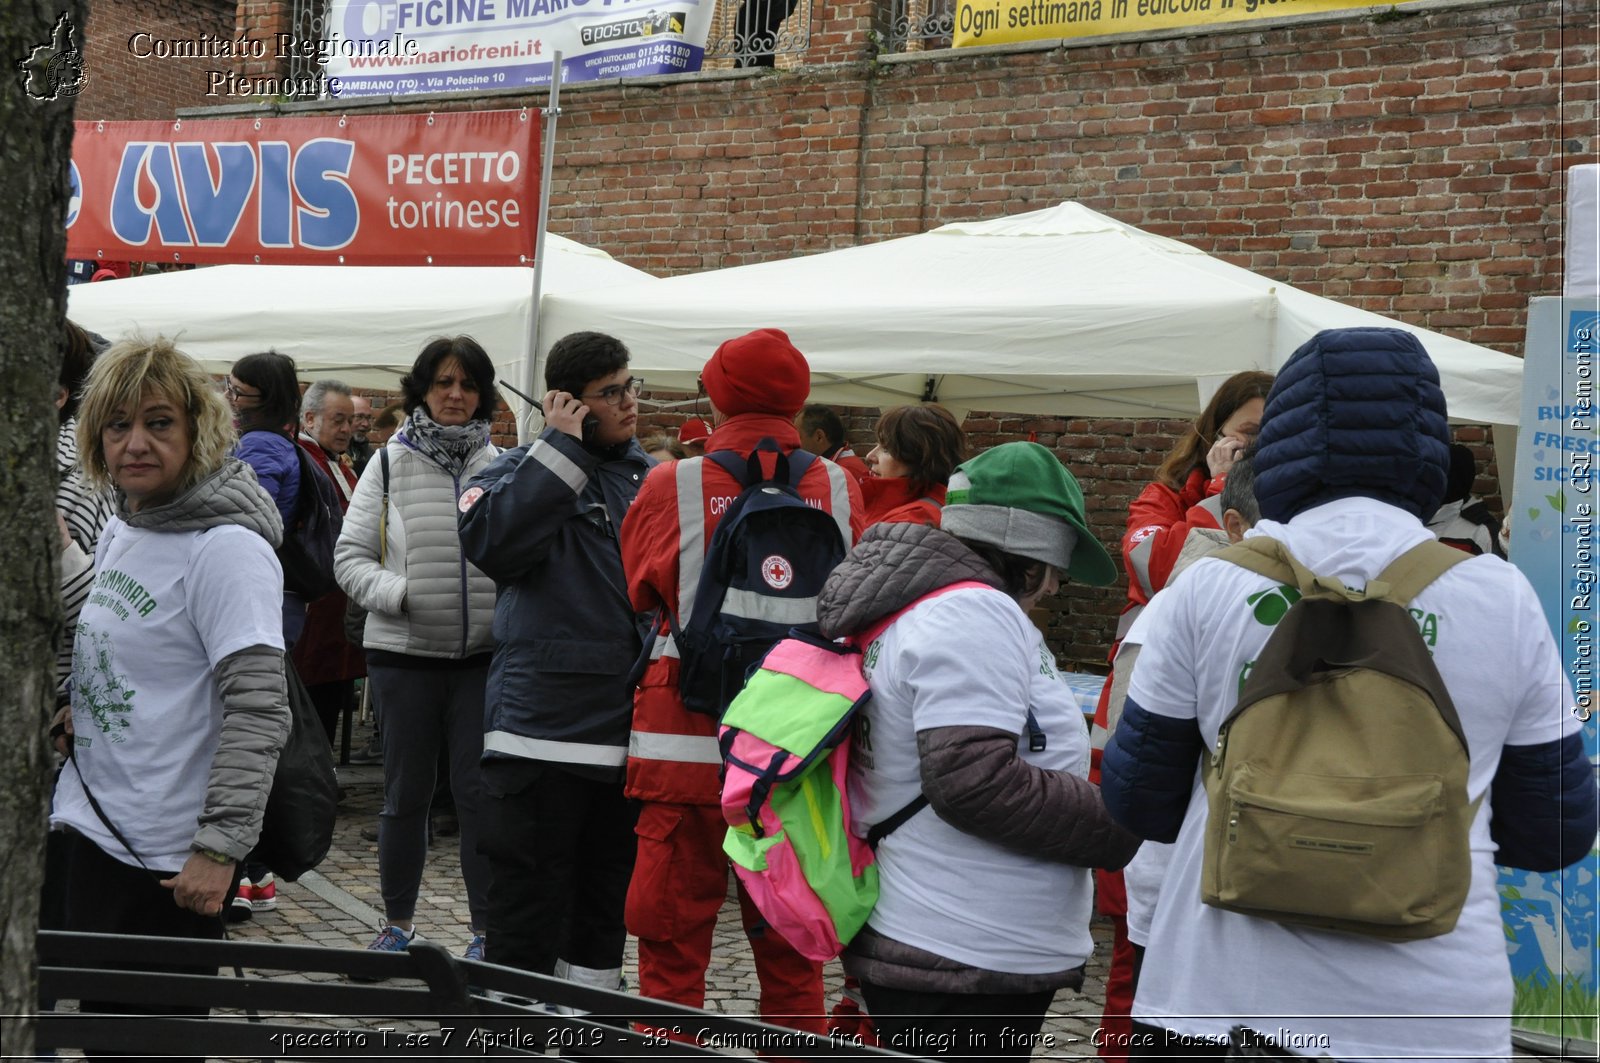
[227, 877, 254, 923]
[250, 872, 277, 912]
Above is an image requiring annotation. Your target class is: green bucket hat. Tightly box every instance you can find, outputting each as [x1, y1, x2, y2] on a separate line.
[941, 442, 1117, 587]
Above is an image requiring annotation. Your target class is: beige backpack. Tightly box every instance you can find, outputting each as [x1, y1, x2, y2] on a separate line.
[1203, 537, 1478, 940]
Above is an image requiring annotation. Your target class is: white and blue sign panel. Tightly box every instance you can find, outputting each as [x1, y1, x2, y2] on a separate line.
[324, 0, 715, 96]
[1505, 295, 1598, 1043]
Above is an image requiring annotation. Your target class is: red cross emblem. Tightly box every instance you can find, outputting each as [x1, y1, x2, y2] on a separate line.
[761, 554, 794, 590]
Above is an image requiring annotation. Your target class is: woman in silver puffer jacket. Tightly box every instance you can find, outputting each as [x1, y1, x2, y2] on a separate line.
[334, 335, 498, 962]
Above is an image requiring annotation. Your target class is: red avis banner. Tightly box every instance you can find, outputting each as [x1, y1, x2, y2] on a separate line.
[67, 110, 540, 266]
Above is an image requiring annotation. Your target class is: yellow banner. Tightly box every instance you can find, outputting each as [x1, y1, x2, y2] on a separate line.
[953, 0, 1400, 49]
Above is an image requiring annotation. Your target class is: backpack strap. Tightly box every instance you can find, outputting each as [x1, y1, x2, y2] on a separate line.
[288, 444, 315, 526]
[855, 578, 1046, 848]
[866, 794, 929, 850]
[378, 447, 391, 568]
[706, 448, 752, 487]
[1459, 499, 1507, 559]
[1219, 537, 1415, 604]
[1372, 540, 1471, 606]
[854, 579, 993, 648]
[1216, 537, 1327, 598]
[707, 438, 814, 491]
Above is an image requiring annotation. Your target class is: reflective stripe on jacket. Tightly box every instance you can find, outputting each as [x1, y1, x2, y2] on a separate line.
[619, 414, 864, 804]
[459, 429, 652, 770]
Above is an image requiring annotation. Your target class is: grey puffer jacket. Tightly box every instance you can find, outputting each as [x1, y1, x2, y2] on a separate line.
[117, 457, 291, 861]
[335, 435, 497, 659]
[819, 522, 1140, 993]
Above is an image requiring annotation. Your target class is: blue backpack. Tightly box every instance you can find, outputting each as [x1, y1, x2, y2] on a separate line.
[673, 439, 848, 717]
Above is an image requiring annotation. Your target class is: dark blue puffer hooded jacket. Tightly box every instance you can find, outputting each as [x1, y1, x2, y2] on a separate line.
[1253, 327, 1451, 523]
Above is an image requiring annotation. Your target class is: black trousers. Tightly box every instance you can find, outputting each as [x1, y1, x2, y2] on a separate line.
[307, 678, 355, 748]
[480, 763, 637, 974]
[857, 980, 1056, 1062]
[50, 831, 233, 1060]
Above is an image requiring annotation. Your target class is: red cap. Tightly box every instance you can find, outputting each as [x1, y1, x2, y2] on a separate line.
[701, 328, 810, 418]
[90, 269, 118, 283]
[678, 417, 712, 445]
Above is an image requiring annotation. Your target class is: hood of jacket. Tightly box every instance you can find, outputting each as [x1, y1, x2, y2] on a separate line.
[817, 521, 1005, 639]
[1252, 326, 1450, 524]
[116, 456, 284, 548]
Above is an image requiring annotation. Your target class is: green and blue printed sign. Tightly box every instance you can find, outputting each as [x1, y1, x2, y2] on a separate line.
[1506, 296, 1598, 1043]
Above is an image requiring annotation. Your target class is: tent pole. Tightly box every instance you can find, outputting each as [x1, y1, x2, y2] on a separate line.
[521, 51, 564, 445]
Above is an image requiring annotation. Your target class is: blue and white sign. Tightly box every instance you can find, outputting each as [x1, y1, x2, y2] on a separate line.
[66, 160, 81, 228]
[1505, 295, 1598, 1044]
[323, 0, 716, 97]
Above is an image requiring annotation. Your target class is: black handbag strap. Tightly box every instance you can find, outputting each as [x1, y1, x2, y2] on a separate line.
[863, 706, 1045, 848]
[69, 752, 252, 1010]
[69, 752, 159, 879]
[866, 794, 929, 850]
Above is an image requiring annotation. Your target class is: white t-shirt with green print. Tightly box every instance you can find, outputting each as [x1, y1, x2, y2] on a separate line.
[1125, 496, 1576, 1061]
[848, 585, 1097, 975]
[52, 518, 283, 872]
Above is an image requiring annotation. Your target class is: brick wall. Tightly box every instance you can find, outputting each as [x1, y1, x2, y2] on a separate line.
[196, 0, 1585, 668]
[207, 0, 1594, 346]
[235, 0, 292, 79]
[209, 0, 1596, 343]
[76, 0, 236, 120]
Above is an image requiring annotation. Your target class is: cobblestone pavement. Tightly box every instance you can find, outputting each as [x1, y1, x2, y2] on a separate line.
[220, 756, 1114, 1058]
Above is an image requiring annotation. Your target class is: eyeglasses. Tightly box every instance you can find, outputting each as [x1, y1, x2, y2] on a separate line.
[223, 379, 261, 402]
[582, 377, 644, 406]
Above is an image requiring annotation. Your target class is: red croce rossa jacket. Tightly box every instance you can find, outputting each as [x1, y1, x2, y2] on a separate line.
[619, 414, 865, 805]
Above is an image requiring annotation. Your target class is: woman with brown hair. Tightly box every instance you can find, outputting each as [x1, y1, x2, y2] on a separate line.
[1122, 372, 1274, 620]
[335, 335, 499, 962]
[861, 404, 966, 527]
[1091, 368, 1272, 1060]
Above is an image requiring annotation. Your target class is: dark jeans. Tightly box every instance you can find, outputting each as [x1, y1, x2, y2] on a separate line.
[481, 763, 637, 974]
[857, 981, 1055, 1062]
[50, 831, 232, 1061]
[368, 661, 490, 928]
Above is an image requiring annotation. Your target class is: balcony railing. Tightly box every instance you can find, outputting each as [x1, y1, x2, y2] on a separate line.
[888, 0, 955, 52]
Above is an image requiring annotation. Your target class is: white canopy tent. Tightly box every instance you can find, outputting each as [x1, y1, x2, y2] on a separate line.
[66, 234, 655, 406]
[541, 202, 1523, 429]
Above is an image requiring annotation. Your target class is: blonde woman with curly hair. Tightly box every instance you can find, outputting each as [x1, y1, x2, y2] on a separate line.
[48, 336, 290, 1021]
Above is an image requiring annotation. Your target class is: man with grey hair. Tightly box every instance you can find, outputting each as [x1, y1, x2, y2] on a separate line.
[300, 380, 355, 489]
[291, 380, 366, 755]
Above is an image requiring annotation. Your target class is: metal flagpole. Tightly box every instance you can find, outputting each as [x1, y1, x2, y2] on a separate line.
[521, 51, 564, 444]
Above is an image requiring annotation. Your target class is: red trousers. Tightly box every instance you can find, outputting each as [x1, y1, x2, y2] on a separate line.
[1096, 869, 1135, 1062]
[626, 801, 826, 1033]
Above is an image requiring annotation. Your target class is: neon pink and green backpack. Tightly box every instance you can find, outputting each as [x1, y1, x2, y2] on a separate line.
[718, 581, 987, 961]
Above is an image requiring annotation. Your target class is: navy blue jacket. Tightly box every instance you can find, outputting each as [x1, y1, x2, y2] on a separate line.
[459, 429, 653, 779]
[1252, 327, 1451, 524]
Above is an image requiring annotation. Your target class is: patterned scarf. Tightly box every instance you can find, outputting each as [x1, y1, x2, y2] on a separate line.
[402, 405, 491, 477]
